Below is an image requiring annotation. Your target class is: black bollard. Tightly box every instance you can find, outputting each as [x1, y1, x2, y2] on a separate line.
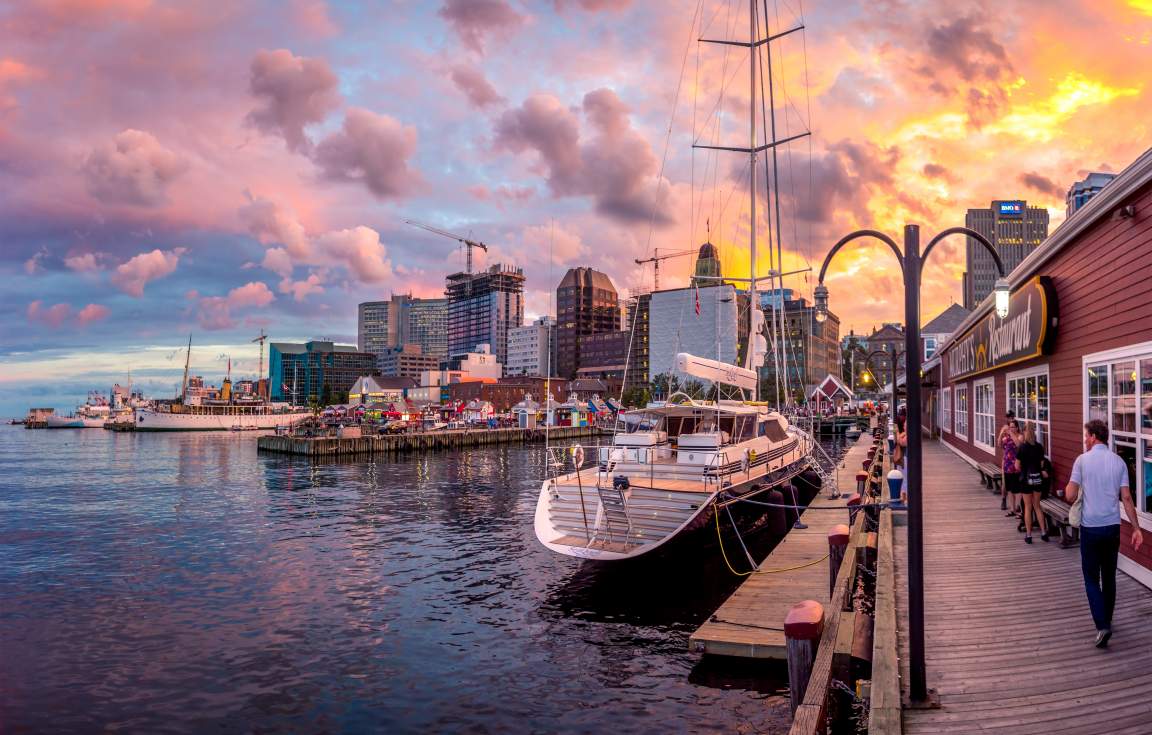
[765, 488, 787, 537]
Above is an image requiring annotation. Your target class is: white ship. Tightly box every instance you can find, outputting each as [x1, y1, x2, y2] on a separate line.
[134, 404, 311, 432]
[46, 393, 111, 429]
[534, 356, 818, 560]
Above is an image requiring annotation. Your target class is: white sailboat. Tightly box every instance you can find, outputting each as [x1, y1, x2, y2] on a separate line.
[533, 3, 825, 560]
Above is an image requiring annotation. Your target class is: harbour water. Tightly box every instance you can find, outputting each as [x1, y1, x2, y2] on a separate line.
[0, 426, 844, 733]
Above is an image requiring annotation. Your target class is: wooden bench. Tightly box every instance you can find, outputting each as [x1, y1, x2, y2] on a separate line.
[1039, 496, 1079, 548]
[976, 462, 1003, 493]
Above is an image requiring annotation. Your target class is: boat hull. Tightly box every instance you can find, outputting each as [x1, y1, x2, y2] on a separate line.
[133, 409, 312, 432]
[46, 416, 106, 429]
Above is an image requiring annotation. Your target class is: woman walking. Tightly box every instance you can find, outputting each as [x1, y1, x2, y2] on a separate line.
[1015, 425, 1050, 543]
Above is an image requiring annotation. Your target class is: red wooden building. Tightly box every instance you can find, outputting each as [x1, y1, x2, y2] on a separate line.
[934, 147, 1152, 585]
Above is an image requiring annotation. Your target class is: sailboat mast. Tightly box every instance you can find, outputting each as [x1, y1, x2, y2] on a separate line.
[180, 334, 192, 403]
[763, 0, 789, 406]
[747, 0, 759, 402]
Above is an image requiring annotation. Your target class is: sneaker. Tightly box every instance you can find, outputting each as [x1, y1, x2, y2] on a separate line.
[1095, 629, 1112, 648]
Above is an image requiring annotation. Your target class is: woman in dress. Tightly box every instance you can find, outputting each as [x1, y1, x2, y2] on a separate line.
[998, 416, 1022, 518]
[1015, 424, 1050, 543]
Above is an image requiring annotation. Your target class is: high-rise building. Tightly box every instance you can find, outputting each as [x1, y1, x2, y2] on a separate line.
[622, 292, 650, 391]
[962, 200, 1048, 309]
[576, 331, 630, 381]
[269, 341, 378, 404]
[358, 295, 448, 360]
[648, 284, 748, 383]
[446, 264, 525, 368]
[1067, 172, 1117, 216]
[507, 316, 554, 377]
[759, 291, 840, 399]
[555, 267, 620, 379]
[379, 344, 441, 380]
[691, 242, 722, 287]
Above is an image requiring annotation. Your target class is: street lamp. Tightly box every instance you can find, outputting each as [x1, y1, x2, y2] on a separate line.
[866, 348, 902, 420]
[814, 224, 1008, 704]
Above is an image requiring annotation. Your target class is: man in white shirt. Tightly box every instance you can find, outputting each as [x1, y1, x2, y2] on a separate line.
[1065, 419, 1144, 647]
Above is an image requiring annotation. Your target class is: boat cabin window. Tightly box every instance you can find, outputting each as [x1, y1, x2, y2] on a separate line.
[621, 412, 664, 434]
[759, 418, 789, 442]
[665, 416, 698, 437]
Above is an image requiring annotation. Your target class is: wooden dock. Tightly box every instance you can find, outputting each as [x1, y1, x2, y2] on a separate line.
[690, 431, 878, 659]
[256, 425, 605, 456]
[896, 440, 1152, 734]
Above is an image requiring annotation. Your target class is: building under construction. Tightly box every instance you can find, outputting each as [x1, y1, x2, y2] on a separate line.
[445, 264, 525, 367]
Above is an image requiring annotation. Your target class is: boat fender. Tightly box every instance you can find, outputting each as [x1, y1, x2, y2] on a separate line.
[613, 475, 630, 492]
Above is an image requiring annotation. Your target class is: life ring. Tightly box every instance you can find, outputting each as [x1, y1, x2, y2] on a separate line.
[572, 444, 585, 468]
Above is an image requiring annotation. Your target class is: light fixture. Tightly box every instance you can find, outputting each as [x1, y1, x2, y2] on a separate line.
[814, 283, 829, 323]
[994, 278, 1011, 318]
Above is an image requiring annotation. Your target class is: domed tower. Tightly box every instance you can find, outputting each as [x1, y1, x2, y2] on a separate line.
[691, 241, 722, 287]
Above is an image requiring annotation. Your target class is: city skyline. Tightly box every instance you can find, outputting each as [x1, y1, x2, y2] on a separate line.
[3, 0, 1151, 415]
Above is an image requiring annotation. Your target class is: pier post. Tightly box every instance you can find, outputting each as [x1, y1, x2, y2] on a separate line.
[827, 525, 850, 598]
[845, 493, 862, 527]
[855, 471, 868, 495]
[784, 600, 825, 714]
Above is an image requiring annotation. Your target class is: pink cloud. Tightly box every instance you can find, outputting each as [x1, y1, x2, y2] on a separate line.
[110, 247, 183, 297]
[438, 0, 525, 54]
[195, 281, 276, 330]
[316, 226, 392, 283]
[493, 88, 671, 224]
[76, 303, 110, 325]
[247, 49, 342, 153]
[64, 252, 101, 272]
[27, 300, 72, 328]
[239, 195, 311, 259]
[291, 0, 339, 38]
[82, 129, 189, 207]
[24, 249, 48, 274]
[261, 247, 294, 277]
[227, 281, 276, 308]
[449, 65, 504, 108]
[279, 272, 325, 302]
[553, 0, 633, 9]
[313, 108, 422, 199]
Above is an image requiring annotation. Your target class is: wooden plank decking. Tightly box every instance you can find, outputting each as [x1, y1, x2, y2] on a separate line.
[896, 440, 1152, 734]
[689, 433, 874, 659]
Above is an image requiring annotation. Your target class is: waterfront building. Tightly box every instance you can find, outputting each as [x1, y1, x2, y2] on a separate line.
[933, 147, 1152, 587]
[269, 340, 378, 404]
[447, 376, 568, 412]
[358, 295, 448, 360]
[864, 323, 905, 384]
[507, 316, 554, 377]
[1067, 171, 1118, 216]
[442, 345, 503, 381]
[620, 292, 650, 391]
[379, 344, 440, 380]
[555, 267, 620, 379]
[759, 291, 840, 399]
[962, 200, 1049, 310]
[446, 264, 525, 367]
[920, 303, 969, 361]
[648, 283, 747, 383]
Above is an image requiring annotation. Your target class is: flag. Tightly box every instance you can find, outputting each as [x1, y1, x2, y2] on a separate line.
[694, 283, 700, 316]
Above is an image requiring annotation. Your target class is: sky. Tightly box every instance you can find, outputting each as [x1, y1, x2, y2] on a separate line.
[2, 0, 1150, 416]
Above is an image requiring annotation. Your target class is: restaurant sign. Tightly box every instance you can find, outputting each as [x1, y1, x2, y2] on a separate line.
[945, 276, 1057, 381]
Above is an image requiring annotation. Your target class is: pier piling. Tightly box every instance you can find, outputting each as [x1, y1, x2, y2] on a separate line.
[784, 600, 825, 715]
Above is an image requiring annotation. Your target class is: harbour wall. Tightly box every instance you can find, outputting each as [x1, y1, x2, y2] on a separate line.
[257, 425, 607, 456]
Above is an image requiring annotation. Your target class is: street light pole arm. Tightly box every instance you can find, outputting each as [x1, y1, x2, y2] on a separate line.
[817, 229, 904, 284]
[922, 226, 1007, 278]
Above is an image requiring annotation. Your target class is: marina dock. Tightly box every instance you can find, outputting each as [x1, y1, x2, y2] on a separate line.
[257, 425, 606, 456]
[690, 429, 880, 659]
[896, 441, 1152, 734]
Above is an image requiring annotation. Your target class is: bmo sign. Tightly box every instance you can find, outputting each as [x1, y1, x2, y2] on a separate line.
[997, 200, 1025, 217]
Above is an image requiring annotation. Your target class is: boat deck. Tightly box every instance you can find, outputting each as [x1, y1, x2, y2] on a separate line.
[688, 432, 874, 659]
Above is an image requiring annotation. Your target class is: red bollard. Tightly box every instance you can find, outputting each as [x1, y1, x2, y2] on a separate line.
[855, 471, 868, 495]
[846, 493, 863, 526]
[828, 524, 850, 598]
[785, 600, 825, 714]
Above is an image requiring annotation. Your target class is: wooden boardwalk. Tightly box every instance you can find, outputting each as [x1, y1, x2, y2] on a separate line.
[896, 440, 1152, 734]
[690, 433, 873, 659]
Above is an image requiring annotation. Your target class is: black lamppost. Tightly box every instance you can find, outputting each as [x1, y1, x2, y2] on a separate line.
[813, 225, 1010, 703]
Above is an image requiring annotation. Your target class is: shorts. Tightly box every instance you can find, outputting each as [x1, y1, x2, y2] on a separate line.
[1004, 472, 1020, 493]
[1015, 483, 1035, 495]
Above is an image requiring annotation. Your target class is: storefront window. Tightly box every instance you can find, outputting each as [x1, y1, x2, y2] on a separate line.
[954, 384, 969, 441]
[1113, 362, 1137, 434]
[1141, 359, 1152, 435]
[1007, 370, 1050, 448]
[941, 387, 951, 434]
[973, 379, 995, 450]
[1088, 366, 1109, 424]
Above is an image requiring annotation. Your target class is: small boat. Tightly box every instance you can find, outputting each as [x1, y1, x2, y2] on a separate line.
[46, 393, 111, 428]
[845, 426, 862, 440]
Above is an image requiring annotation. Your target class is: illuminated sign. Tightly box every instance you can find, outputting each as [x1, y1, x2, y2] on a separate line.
[944, 276, 1058, 381]
[998, 201, 1025, 217]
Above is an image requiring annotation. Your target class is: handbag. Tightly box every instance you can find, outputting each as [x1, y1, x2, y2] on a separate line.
[1069, 490, 1084, 527]
[1026, 471, 1043, 486]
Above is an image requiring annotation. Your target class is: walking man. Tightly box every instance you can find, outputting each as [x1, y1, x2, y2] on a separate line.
[1064, 419, 1143, 647]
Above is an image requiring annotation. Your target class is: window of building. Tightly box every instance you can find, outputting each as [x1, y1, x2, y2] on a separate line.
[1007, 368, 1050, 448]
[1084, 343, 1152, 522]
[941, 387, 951, 434]
[924, 336, 938, 360]
[973, 378, 995, 451]
[953, 384, 969, 441]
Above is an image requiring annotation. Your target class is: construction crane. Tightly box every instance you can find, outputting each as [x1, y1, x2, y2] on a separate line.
[252, 329, 268, 398]
[404, 219, 489, 274]
[634, 248, 696, 291]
